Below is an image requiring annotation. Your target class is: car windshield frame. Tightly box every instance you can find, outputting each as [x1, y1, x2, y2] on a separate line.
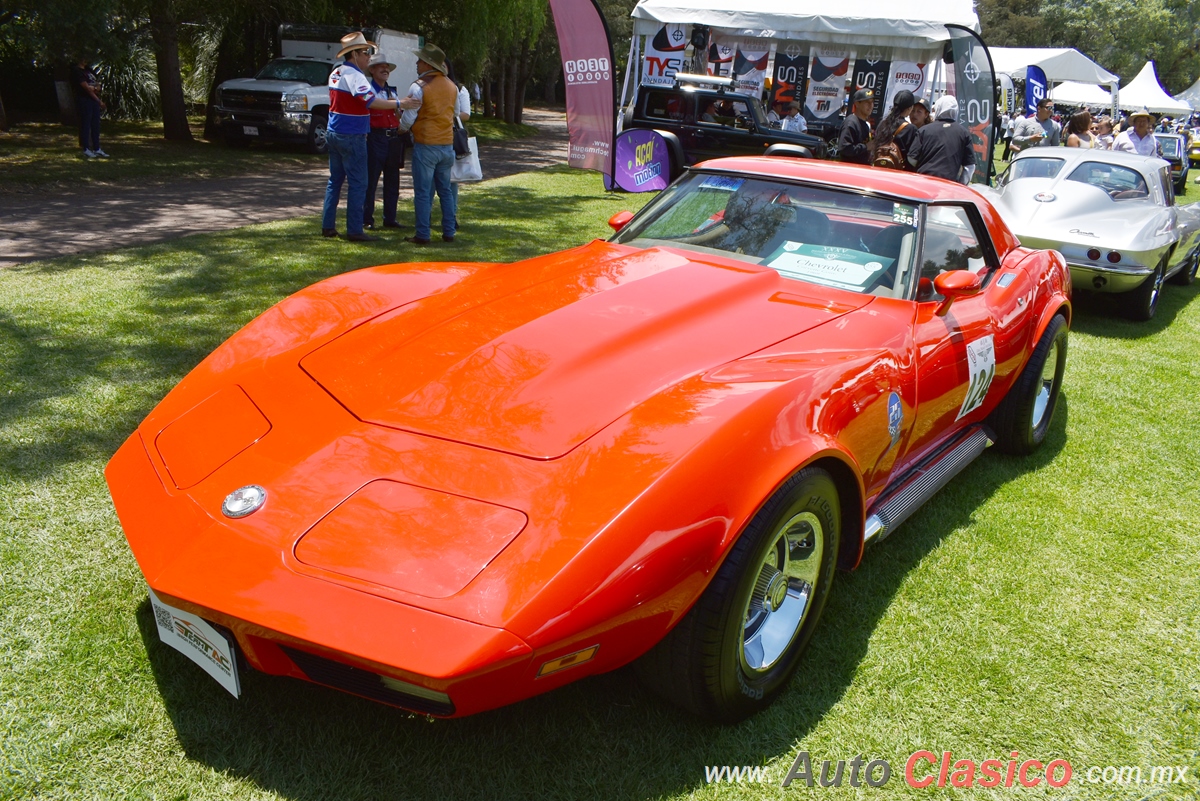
[610, 169, 933, 299]
[999, 156, 1067, 185]
[254, 58, 333, 86]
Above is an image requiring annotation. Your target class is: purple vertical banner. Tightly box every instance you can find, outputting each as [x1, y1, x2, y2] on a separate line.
[611, 129, 671, 192]
[548, 0, 616, 177]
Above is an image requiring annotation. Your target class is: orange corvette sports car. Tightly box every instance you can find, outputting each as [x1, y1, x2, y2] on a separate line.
[107, 157, 1071, 722]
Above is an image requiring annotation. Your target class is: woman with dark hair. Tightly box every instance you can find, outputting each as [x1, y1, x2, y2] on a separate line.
[1065, 110, 1097, 148]
[871, 90, 918, 169]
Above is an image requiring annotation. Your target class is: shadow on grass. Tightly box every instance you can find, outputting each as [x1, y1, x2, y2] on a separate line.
[1068, 275, 1199, 339]
[134, 403, 1069, 801]
[0, 175, 631, 482]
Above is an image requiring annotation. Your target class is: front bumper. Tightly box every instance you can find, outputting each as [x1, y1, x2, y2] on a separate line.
[214, 107, 312, 141]
[107, 433, 539, 717]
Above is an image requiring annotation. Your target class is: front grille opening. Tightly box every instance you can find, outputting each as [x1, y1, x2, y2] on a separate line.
[279, 645, 455, 716]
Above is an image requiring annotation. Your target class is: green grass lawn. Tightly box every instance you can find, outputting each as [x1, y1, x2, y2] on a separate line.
[1, 166, 1198, 800]
[0, 115, 536, 194]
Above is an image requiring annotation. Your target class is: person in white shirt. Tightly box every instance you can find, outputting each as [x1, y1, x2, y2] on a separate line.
[446, 60, 472, 227]
[780, 101, 808, 133]
[1113, 109, 1160, 157]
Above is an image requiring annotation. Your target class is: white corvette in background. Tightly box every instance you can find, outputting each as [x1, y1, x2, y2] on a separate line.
[980, 148, 1200, 321]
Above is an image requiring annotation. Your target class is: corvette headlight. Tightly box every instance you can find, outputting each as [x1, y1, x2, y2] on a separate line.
[284, 92, 309, 112]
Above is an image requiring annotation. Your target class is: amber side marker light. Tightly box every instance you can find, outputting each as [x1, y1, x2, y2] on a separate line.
[537, 645, 599, 677]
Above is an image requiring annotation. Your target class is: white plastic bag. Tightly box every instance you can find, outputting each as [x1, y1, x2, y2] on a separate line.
[450, 137, 482, 183]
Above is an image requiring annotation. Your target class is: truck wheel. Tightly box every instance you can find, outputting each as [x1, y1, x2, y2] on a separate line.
[307, 113, 329, 155]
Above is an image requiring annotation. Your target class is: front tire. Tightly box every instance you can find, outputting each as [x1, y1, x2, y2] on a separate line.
[307, 112, 329, 155]
[989, 314, 1067, 455]
[636, 467, 839, 723]
[1171, 249, 1198, 286]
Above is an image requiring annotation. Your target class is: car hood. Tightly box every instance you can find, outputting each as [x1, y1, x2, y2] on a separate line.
[983, 179, 1165, 250]
[219, 78, 309, 93]
[300, 242, 870, 459]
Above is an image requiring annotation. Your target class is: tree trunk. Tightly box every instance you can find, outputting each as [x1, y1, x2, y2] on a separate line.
[481, 72, 494, 118]
[495, 58, 508, 122]
[0, 91, 8, 131]
[504, 45, 520, 123]
[514, 40, 534, 125]
[148, 0, 193, 140]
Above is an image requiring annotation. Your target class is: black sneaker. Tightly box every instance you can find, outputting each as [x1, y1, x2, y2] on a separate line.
[442, 235, 455, 243]
[383, 221, 405, 229]
[322, 228, 338, 238]
[404, 236, 431, 245]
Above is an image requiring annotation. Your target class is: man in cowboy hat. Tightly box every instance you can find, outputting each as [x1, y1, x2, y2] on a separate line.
[1113, 108, 1160, 157]
[321, 32, 418, 241]
[397, 43, 458, 244]
[363, 52, 407, 230]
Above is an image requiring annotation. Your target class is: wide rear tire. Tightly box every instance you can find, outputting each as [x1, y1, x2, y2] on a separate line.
[989, 314, 1067, 455]
[1127, 259, 1165, 321]
[635, 467, 839, 723]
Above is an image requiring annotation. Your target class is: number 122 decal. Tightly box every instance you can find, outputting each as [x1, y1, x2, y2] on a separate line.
[957, 335, 996, 420]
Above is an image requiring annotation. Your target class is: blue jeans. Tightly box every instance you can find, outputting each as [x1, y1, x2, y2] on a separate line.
[322, 130, 368, 235]
[411, 143, 456, 240]
[77, 98, 101, 151]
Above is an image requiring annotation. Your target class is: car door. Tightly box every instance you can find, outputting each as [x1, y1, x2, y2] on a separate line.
[691, 96, 761, 161]
[904, 204, 1018, 463]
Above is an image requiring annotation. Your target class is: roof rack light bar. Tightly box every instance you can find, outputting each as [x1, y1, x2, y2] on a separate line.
[674, 73, 734, 88]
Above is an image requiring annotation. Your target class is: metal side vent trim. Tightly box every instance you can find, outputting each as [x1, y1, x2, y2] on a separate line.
[864, 427, 993, 545]
[280, 645, 455, 716]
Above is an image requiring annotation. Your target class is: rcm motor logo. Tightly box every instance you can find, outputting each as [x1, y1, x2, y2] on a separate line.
[564, 57, 610, 86]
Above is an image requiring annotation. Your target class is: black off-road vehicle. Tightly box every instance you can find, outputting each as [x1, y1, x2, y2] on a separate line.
[623, 75, 828, 179]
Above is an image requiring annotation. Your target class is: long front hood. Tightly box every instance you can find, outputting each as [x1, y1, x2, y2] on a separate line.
[300, 243, 869, 459]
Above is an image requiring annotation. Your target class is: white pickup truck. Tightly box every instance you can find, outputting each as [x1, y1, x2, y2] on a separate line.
[213, 24, 420, 154]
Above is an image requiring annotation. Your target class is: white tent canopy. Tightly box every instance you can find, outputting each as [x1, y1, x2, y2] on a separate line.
[630, 0, 978, 48]
[988, 47, 1117, 86]
[1119, 62, 1192, 115]
[1171, 75, 1200, 113]
[1050, 81, 1111, 108]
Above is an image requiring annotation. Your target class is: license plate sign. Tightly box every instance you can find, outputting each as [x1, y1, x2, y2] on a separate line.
[243, 125, 259, 136]
[149, 589, 241, 697]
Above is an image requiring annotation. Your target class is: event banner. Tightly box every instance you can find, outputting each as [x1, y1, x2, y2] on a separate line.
[947, 24, 996, 184]
[883, 62, 927, 115]
[641, 23, 688, 87]
[1025, 64, 1048, 115]
[852, 53, 891, 118]
[804, 47, 851, 125]
[732, 43, 770, 95]
[771, 45, 809, 106]
[706, 40, 734, 77]
[548, 0, 615, 175]
[610, 129, 671, 192]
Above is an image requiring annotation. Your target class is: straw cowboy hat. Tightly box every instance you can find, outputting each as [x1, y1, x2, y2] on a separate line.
[1127, 107, 1156, 123]
[412, 43, 448, 74]
[366, 53, 396, 72]
[336, 32, 376, 59]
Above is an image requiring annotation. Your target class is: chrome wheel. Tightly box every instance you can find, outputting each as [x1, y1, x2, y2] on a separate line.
[741, 510, 824, 674]
[1032, 338, 1060, 430]
[1147, 267, 1164, 316]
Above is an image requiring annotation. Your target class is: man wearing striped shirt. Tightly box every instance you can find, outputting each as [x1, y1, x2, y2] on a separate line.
[321, 32, 415, 241]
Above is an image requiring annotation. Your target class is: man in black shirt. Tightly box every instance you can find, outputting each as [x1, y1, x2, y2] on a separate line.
[70, 58, 108, 159]
[838, 88, 874, 164]
[911, 95, 975, 183]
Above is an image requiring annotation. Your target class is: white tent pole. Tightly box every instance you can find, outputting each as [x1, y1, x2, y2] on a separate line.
[618, 34, 640, 131]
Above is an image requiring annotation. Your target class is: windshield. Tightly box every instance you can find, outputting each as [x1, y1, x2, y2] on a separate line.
[1155, 135, 1181, 158]
[1001, 157, 1066, 184]
[610, 172, 920, 298]
[255, 59, 333, 86]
